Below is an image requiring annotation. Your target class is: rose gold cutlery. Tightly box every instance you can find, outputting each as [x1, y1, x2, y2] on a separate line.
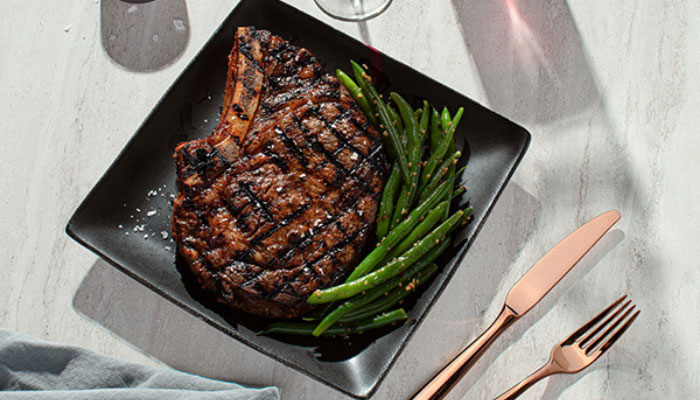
[410, 210, 621, 400]
[493, 295, 639, 400]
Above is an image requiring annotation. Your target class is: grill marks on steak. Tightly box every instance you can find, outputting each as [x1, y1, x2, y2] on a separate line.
[172, 27, 387, 318]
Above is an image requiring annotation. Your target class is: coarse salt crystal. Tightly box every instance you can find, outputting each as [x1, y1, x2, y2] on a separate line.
[146, 210, 157, 217]
[160, 231, 168, 239]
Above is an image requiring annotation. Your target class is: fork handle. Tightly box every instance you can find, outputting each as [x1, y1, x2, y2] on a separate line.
[410, 305, 518, 400]
[493, 363, 557, 400]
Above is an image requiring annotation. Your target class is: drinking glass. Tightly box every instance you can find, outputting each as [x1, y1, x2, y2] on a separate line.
[314, 0, 392, 21]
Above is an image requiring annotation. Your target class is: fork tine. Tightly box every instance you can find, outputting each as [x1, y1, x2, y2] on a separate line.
[579, 298, 632, 347]
[563, 295, 627, 345]
[587, 307, 639, 355]
[584, 303, 634, 352]
[587, 309, 640, 360]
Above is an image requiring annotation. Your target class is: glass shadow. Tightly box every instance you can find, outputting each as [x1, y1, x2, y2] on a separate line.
[101, 0, 190, 72]
[451, 0, 600, 124]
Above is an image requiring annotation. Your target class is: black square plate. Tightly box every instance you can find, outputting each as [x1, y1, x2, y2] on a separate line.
[67, 0, 530, 397]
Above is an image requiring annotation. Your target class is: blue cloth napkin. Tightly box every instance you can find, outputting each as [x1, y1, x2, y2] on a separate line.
[0, 329, 280, 399]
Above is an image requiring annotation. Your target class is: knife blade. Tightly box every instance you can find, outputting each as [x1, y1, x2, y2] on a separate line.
[505, 209, 620, 315]
[410, 210, 621, 400]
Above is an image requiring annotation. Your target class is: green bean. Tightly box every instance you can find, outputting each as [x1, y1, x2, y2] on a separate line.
[444, 164, 457, 219]
[419, 101, 430, 148]
[258, 309, 407, 336]
[308, 209, 464, 304]
[442, 165, 471, 220]
[386, 201, 448, 261]
[442, 108, 463, 218]
[390, 187, 411, 228]
[419, 150, 461, 203]
[303, 240, 449, 324]
[390, 92, 422, 225]
[463, 206, 473, 218]
[313, 237, 450, 334]
[452, 185, 466, 200]
[345, 239, 450, 323]
[441, 107, 451, 131]
[351, 61, 411, 184]
[430, 107, 442, 152]
[391, 93, 420, 167]
[342, 262, 440, 323]
[446, 107, 464, 137]
[387, 103, 404, 134]
[376, 163, 402, 239]
[419, 126, 455, 193]
[377, 103, 412, 183]
[344, 179, 452, 282]
[414, 108, 423, 121]
[336, 69, 377, 127]
[314, 252, 433, 335]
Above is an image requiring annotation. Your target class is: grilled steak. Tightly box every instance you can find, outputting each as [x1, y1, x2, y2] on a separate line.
[172, 27, 387, 319]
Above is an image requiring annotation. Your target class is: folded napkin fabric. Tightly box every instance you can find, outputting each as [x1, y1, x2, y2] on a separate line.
[0, 329, 280, 400]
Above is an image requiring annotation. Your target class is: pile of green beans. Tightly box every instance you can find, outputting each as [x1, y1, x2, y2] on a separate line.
[257, 61, 472, 338]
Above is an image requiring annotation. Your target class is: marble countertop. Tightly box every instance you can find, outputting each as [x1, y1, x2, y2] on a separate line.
[2, 0, 697, 398]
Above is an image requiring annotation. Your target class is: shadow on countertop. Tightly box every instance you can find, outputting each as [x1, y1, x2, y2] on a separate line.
[450, 0, 600, 125]
[101, 0, 189, 72]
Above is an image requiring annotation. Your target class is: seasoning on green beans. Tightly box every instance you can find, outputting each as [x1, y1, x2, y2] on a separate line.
[303, 239, 450, 325]
[341, 262, 440, 323]
[440, 109, 461, 218]
[308, 209, 465, 304]
[386, 201, 448, 261]
[312, 241, 445, 335]
[336, 69, 377, 127]
[389, 92, 422, 227]
[345, 179, 453, 282]
[420, 126, 455, 192]
[419, 150, 461, 203]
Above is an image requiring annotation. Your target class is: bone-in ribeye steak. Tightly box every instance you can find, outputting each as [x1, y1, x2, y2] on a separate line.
[172, 27, 387, 318]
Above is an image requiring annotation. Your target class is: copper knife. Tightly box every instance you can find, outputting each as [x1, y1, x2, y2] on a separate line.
[410, 210, 621, 400]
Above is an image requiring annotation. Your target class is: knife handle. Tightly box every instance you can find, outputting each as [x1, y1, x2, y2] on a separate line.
[410, 305, 519, 400]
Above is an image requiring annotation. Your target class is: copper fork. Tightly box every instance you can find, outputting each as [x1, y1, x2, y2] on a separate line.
[493, 295, 640, 400]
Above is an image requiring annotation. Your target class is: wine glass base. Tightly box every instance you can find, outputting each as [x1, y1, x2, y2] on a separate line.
[314, 0, 393, 22]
